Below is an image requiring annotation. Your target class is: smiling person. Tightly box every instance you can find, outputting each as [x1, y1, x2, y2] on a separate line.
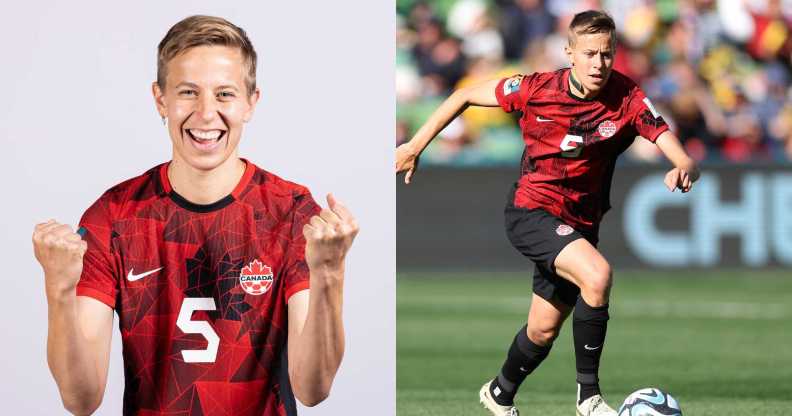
[396, 10, 699, 416]
[32, 15, 357, 416]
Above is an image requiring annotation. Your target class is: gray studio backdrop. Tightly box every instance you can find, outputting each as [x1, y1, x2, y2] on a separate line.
[0, 2, 394, 415]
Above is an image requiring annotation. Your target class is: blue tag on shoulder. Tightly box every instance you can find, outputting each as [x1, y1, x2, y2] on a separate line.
[77, 226, 87, 238]
[503, 75, 523, 95]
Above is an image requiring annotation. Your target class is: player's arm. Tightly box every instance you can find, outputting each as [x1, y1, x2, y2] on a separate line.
[286, 194, 358, 406]
[396, 79, 501, 184]
[33, 221, 113, 416]
[655, 130, 700, 193]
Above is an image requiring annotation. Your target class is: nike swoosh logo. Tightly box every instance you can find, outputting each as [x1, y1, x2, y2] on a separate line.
[536, 116, 553, 122]
[127, 267, 163, 281]
[639, 389, 667, 405]
[584, 344, 602, 351]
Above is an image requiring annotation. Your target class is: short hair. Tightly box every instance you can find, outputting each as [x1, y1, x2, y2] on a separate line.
[157, 15, 257, 95]
[567, 10, 616, 46]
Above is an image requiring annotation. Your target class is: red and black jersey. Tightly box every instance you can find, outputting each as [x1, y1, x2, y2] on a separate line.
[495, 68, 669, 231]
[76, 159, 320, 416]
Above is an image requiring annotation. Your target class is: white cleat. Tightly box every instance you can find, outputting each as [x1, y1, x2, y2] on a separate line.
[576, 394, 617, 416]
[479, 381, 519, 416]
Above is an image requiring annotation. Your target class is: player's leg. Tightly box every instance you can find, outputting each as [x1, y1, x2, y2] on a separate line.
[488, 293, 572, 406]
[481, 292, 572, 415]
[554, 238, 615, 412]
[497, 190, 604, 414]
[554, 238, 611, 307]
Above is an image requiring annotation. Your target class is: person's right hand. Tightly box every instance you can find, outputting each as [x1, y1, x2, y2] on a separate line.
[396, 142, 420, 184]
[663, 167, 694, 193]
[32, 220, 87, 297]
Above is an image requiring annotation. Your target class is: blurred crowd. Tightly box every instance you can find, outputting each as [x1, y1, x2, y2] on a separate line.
[396, 0, 792, 165]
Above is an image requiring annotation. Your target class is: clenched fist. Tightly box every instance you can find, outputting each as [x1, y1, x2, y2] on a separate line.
[32, 220, 88, 297]
[303, 194, 359, 282]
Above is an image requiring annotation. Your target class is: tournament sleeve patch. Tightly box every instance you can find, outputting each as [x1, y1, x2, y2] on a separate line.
[503, 75, 524, 95]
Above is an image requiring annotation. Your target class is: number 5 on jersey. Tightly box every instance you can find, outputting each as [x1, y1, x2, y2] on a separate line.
[176, 297, 220, 363]
[560, 134, 584, 158]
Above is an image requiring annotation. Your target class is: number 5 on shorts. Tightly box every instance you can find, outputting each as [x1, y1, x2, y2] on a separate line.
[176, 297, 220, 363]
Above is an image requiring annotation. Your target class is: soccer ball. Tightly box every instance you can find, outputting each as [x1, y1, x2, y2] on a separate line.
[617, 388, 682, 416]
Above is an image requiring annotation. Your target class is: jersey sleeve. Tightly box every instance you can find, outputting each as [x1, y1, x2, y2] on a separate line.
[282, 189, 321, 303]
[76, 195, 120, 308]
[629, 87, 670, 143]
[494, 73, 536, 113]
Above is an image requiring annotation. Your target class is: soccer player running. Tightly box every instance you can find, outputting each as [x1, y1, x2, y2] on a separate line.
[32, 16, 358, 416]
[396, 10, 698, 416]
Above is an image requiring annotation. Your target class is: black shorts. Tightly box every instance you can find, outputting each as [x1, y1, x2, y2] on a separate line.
[504, 185, 599, 307]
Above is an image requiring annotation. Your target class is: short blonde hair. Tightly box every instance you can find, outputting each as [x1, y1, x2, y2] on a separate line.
[157, 15, 257, 95]
[568, 10, 616, 47]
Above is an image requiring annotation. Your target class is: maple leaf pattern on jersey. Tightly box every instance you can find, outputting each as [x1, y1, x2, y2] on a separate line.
[184, 246, 251, 322]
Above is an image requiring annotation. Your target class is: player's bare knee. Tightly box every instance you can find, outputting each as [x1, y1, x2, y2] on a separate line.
[595, 263, 612, 292]
[580, 262, 612, 301]
[527, 325, 559, 346]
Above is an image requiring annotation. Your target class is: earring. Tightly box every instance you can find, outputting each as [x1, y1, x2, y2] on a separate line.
[161, 116, 167, 126]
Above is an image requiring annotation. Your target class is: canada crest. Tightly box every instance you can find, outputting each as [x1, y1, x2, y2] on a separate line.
[556, 224, 574, 236]
[597, 120, 617, 138]
[239, 259, 274, 296]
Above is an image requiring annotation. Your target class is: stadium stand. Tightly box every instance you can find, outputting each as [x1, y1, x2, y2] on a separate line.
[396, 0, 792, 165]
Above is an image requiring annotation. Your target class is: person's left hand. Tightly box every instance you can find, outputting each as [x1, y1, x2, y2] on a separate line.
[303, 194, 359, 283]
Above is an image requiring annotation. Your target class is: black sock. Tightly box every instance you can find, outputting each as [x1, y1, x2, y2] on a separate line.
[489, 324, 552, 406]
[572, 297, 609, 404]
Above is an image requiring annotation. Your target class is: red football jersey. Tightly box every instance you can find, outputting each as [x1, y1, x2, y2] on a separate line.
[76, 159, 320, 416]
[495, 68, 669, 231]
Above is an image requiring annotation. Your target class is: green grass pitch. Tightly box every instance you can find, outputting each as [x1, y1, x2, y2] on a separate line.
[397, 271, 792, 415]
